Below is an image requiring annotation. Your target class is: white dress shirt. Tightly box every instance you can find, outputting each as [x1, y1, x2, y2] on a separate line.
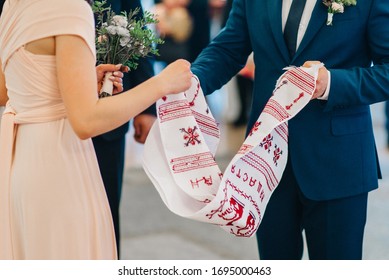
[282, 0, 330, 99]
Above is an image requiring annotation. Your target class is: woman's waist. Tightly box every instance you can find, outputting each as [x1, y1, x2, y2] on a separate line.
[3, 101, 67, 124]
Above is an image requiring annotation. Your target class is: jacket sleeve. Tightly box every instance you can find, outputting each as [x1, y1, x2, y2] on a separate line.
[190, 0, 252, 95]
[325, 0, 389, 111]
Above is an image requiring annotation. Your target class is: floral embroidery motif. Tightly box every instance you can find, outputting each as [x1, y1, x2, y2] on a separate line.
[249, 121, 261, 136]
[323, 0, 357, 26]
[273, 145, 283, 166]
[260, 134, 273, 153]
[180, 126, 201, 146]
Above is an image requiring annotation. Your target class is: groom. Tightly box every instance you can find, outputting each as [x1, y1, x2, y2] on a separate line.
[191, 0, 389, 259]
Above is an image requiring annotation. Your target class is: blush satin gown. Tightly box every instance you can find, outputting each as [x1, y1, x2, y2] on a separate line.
[0, 0, 117, 259]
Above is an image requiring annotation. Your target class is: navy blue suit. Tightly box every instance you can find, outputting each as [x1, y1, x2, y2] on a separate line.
[191, 0, 389, 259]
[92, 0, 155, 257]
[186, 0, 210, 63]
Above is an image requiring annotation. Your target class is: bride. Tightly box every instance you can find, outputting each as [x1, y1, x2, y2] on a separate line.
[0, 0, 191, 259]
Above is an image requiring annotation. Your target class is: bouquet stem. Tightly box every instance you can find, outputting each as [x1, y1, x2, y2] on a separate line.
[99, 71, 113, 98]
[326, 13, 334, 25]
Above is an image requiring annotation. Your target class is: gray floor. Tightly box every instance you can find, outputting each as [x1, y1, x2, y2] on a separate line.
[119, 100, 389, 260]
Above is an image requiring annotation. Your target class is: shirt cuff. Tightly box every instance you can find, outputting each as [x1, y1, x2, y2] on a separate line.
[317, 70, 331, 100]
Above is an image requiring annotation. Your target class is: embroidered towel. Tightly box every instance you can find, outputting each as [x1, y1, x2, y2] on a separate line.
[143, 65, 321, 237]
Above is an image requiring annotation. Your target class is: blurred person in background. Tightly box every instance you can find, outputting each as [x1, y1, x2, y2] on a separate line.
[221, 0, 253, 127]
[153, 0, 193, 65]
[92, 0, 157, 258]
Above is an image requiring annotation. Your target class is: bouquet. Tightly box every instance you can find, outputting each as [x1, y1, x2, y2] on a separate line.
[93, 1, 163, 98]
[322, 0, 357, 25]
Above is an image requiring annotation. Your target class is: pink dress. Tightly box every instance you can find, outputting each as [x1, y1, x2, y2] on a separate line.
[0, 0, 117, 259]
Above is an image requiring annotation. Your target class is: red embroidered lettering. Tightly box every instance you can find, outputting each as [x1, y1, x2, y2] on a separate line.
[243, 173, 249, 182]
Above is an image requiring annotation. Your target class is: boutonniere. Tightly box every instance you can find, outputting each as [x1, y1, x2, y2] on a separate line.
[323, 0, 357, 26]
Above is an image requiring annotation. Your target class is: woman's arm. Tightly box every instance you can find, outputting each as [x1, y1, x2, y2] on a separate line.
[0, 59, 7, 106]
[56, 35, 191, 139]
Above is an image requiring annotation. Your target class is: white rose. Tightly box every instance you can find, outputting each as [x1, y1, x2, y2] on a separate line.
[117, 27, 130, 37]
[112, 15, 128, 28]
[106, 25, 118, 35]
[331, 2, 344, 13]
[120, 36, 131, 47]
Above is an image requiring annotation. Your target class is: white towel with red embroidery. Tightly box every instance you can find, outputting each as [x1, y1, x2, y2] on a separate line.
[143, 65, 322, 237]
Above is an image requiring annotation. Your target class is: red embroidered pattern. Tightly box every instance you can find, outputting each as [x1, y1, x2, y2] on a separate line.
[284, 67, 315, 94]
[190, 175, 213, 189]
[206, 179, 262, 236]
[170, 152, 217, 173]
[249, 121, 261, 136]
[273, 145, 283, 166]
[263, 99, 290, 122]
[286, 92, 305, 110]
[185, 76, 201, 107]
[192, 111, 219, 138]
[260, 134, 273, 152]
[219, 195, 245, 226]
[144, 67, 320, 236]
[235, 211, 257, 237]
[274, 123, 288, 144]
[180, 126, 201, 146]
[159, 100, 192, 123]
[241, 152, 279, 191]
[238, 144, 254, 154]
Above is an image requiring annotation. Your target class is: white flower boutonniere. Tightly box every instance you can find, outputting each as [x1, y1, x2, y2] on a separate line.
[323, 0, 357, 26]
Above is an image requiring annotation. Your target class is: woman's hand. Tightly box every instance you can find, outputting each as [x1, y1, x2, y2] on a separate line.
[96, 64, 129, 95]
[157, 59, 192, 95]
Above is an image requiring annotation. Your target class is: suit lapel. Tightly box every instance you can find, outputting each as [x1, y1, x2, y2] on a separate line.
[267, 0, 327, 63]
[267, 0, 289, 62]
[294, 0, 327, 59]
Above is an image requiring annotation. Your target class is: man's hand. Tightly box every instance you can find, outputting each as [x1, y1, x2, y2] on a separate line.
[133, 114, 157, 144]
[302, 61, 329, 99]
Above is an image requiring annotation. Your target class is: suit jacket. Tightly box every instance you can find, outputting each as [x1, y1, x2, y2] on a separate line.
[191, 0, 389, 200]
[95, 0, 155, 141]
